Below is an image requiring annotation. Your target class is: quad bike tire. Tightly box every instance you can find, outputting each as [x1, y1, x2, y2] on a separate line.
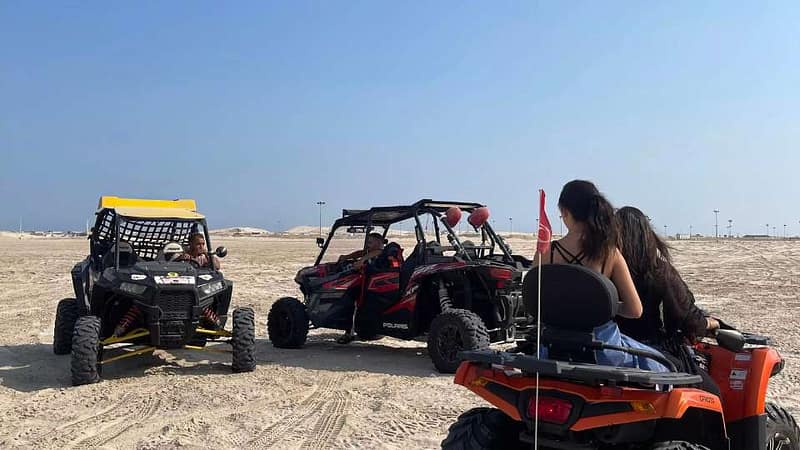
[766, 402, 800, 450]
[267, 297, 309, 348]
[428, 308, 490, 373]
[649, 442, 710, 450]
[71, 316, 102, 386]
[53, 298, 79, 355]
[231, 307, 256, 373]
[441, 407, 525, 450]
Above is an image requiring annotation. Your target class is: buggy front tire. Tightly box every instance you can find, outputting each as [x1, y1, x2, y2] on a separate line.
[71, 316, 102, 386]
[766, 402, 800, 450]
[231, 307, 256, 373]
[428, 309, 490, 373]
[53, 298, 79, 355]
[267, 297, 309, 348]
[441, 407, 525, 450]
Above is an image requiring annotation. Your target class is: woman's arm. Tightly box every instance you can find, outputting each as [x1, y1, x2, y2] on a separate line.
[659, 265, 709, 342]
[610, 249, 644, 319]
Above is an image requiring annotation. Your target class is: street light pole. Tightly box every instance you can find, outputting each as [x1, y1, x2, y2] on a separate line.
[316, 201, 326, 236]
[766, 224, 769, 237]
[713, 210, 720, 239]
[664, 224, 667, 238]
[508, 217, 513, 237]
[728, 219, 733, 238]
[784, 224, 787, 239]
[689, 225, 693, 239]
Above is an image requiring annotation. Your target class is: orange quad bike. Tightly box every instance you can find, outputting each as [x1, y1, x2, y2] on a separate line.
[442, 264, 798, 450]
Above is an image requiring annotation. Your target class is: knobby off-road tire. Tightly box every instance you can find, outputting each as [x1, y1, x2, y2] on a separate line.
[441, 407, 525, 450]
[71, 316, 102, 386]
[428, 308, 490, 373]
[650, 442, 711, 450]
[231, 307, 256, 373]
[766, 402, 800, 450]
[267, 297, 309, 348]
[53, 298, 79, 355]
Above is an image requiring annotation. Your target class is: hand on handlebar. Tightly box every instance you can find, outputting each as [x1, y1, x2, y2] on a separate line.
[705, 317, 721, 334]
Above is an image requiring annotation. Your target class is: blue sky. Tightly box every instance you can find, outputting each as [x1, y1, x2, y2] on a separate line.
[2, 1, 799, 235]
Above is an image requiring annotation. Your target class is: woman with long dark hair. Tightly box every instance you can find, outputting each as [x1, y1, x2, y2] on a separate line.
[546, 180, 642, 318]
[615, 206, 719, 345]
[543, 180, 667, 371]
[615, 206, 721, 393]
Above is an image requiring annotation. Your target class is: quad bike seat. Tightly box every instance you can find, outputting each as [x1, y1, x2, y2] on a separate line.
[522, 264, 619, 364]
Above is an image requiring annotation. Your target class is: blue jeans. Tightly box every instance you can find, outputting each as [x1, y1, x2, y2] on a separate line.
[540, 321, 669, 373]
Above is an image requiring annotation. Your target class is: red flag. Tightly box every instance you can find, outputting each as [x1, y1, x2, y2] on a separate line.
[537, 189, 552, 255]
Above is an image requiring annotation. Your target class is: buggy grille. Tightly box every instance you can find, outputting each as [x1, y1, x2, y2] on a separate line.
[157, 291, 195, 320]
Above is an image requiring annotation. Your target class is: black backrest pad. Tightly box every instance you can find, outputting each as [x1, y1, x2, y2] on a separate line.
[522, 264, 619, 330]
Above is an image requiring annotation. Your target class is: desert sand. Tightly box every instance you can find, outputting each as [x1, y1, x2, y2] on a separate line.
[0, 236, 798, 449]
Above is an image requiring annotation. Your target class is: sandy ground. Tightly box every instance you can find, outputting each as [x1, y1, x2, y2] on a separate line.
[0, 236, 798, 449]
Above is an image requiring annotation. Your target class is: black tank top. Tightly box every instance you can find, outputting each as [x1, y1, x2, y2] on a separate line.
[550, 241, 606, 273]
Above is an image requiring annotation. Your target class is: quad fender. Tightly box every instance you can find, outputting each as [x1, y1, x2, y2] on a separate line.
[454, 362, 725, 430]
[697, 343, 783, 422]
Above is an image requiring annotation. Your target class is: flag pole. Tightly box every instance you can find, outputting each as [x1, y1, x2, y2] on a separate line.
[534, 250, 542, 449]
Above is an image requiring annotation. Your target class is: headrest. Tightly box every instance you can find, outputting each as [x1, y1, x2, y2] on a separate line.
[162, 242, 184, 261]
[425, 241, 443, 256]
[461, 240, 477, 258]
[383, 242, 402, 257]
[522, 264, 618, 330]
[118, 241, 134, 253]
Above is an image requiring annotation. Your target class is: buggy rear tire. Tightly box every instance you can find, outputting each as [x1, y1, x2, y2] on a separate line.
[53, 298, 79, 355]
[267, 297, 309, 348]
[441, 407, 525, 450]
[428, 309, 490, 373]
[231, 307, 256, 373]
[71, 316, 102, 386]
[766, 402, 800, 450]
[649, 442, 710, 450]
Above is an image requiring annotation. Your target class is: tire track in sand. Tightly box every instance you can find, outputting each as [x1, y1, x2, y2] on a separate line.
[246, 375, 344, 448]
[300, 390, 350, 449]
[30, 393, 134, 446]
[68, 396, 161, 448]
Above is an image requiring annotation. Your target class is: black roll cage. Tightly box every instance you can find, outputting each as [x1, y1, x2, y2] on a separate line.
[91, 209, 212, 271]
[314, 199, 514, 266]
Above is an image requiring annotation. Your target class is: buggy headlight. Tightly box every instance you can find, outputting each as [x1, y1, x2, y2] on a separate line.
[199, 281, 224, 296]
[120, 282, 147, 295]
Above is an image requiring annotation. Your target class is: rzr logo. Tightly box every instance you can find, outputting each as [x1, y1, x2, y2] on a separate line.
[382, 322, 408, 330]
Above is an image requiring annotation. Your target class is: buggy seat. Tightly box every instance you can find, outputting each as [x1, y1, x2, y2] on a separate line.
[102, 241, 139, 269]
[522, 264, 618, 364]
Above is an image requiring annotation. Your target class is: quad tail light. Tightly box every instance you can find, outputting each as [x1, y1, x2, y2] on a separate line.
[527, 396, 573, 424]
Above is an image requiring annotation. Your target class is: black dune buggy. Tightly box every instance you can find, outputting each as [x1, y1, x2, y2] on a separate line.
[53, 196, 256, 386]
[267, 199, 533, 372]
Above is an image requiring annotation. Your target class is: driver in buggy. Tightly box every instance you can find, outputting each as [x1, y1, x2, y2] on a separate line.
[337, 232, 385, 270]
[178, 233, 221, 270]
